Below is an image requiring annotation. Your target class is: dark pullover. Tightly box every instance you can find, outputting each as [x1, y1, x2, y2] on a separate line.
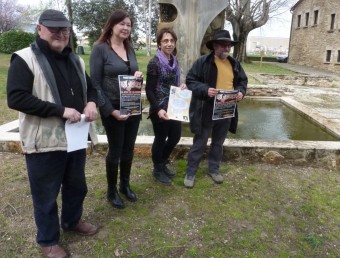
[7, 36, 97, 118]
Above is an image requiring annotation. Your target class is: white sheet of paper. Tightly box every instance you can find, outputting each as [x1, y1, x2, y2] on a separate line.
[65, 114, 90, 152]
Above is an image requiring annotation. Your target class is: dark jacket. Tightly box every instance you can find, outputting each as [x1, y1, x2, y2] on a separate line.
[186, 52, 247, 135]
[145, 55, 179, 116]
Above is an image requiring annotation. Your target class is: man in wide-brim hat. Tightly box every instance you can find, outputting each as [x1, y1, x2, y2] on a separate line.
[205, 29, 238, 50]
[183, 29, 248, 189]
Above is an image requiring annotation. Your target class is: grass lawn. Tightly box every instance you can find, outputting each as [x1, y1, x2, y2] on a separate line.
[0, 53, 19, 124]
[0, 152, 339, 257]
[242, 62, 297, 75]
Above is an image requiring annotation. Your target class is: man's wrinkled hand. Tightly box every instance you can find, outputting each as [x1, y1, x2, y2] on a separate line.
[63, 108, 81, 123]
[83, 102, 97, 122]
[208, 88, 218, 97]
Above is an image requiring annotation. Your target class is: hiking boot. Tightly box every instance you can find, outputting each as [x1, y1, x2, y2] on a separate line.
[208, 172, 224, 184]
[184, 175, 195, 188]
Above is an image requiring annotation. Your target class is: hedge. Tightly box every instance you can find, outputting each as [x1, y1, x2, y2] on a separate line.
[0, 30, 35, 54]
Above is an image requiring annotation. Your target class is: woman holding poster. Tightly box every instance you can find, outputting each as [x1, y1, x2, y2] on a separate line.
[90, 10, 143, 209]
[146, 28, 187, 185]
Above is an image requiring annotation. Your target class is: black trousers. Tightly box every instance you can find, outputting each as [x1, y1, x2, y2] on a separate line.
[101, 114, 141, 164]
[26, 150, 87, 246]
[150, 113, 181, 164]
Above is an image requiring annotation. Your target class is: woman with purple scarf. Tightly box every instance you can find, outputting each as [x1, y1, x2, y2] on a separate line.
[146, 28, 187, 185]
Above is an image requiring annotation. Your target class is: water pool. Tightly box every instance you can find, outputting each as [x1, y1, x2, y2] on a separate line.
[96, 99, 338, 141]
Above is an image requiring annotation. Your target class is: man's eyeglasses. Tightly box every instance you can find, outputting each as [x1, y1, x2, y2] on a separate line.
[161, 39, 175, 44]
[46, 27, 71, 36]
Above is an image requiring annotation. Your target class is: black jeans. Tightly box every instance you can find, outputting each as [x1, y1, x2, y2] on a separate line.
[186, 118, 231, 176]
[25, 150, 87, 246]
[150, 113, 181, 164]
[101, 114, 141, 164]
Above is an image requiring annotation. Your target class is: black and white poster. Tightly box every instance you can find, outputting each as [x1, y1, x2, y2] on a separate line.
[212, 90, 238, 120]
[118, 75, 142, 116]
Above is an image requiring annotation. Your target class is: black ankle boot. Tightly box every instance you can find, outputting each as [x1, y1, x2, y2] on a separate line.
[107, 188, 125, 209]
[119, 185, 137, 202]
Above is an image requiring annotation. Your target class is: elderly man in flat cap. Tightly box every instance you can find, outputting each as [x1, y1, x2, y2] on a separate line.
[184, 29, 248, 188]
[7, 9, 98, 258]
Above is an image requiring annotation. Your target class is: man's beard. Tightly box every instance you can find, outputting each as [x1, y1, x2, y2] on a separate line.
[216, 51, 229, 60]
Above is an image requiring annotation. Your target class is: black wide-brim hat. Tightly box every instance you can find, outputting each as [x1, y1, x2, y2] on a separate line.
[206, 29, 238, 50]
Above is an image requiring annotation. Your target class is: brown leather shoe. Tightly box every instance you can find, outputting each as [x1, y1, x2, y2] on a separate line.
[63, 221, 98, 236]
[41, 245, 67, 258]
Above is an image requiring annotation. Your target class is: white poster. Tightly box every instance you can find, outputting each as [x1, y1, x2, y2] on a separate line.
[167, 86, 192, 122]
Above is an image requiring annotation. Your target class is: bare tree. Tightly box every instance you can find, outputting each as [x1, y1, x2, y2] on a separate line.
[0, 0, 24, 33]
[225, 0, 295, 62]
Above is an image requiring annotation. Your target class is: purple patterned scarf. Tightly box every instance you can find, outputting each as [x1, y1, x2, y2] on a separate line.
[157, 49, 180, 85]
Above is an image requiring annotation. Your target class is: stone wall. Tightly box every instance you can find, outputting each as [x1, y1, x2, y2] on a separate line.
[254, 74, 337, 87]
[246, 85, 291, 97]
[290, 0, 340, 73]
[93, 140, 340, 170]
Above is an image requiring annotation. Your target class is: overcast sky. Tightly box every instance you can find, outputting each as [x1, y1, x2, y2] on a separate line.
[249, 10, 293, 38]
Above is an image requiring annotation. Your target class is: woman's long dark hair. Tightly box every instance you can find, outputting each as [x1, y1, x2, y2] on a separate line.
[96, 9, 133, 51]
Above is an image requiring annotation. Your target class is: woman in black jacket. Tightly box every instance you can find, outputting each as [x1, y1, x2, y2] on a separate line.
[145, 28, 187, 185]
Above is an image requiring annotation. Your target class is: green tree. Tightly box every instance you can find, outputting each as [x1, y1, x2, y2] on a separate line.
[73, 0, 137, 46]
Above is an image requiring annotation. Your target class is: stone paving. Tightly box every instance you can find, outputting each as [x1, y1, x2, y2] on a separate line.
[268, 63, 340, 129]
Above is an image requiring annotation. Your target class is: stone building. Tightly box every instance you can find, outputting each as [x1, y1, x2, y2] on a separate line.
[289, 0, 340, 73]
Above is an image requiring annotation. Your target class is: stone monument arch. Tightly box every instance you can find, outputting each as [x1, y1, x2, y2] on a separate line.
[158, 0, 228, 78]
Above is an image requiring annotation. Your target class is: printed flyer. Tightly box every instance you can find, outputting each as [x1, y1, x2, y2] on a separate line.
[118, 75, 142, 116]
[212, 90, 239, 120]
[167, 86, 192, 122]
